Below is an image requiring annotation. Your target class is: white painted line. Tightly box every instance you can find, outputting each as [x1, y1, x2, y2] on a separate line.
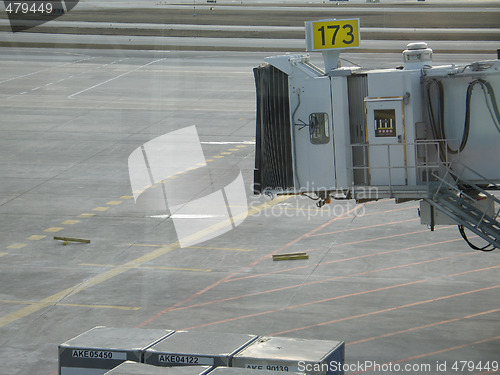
[68, 58, 166, 99]
[201, 141, 255, 145]
[0, 56, 93, 84]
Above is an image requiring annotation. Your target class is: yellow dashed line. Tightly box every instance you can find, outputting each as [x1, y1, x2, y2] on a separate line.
[0, 252, 8, 257]
[79, 213, 96, 218]
[27, 235, 46, 240]
[131, 244, 252, 252]
[79, 263, 211, 273]
[213, 155, 224, 159]
[195, 163, 206, 166]
[229, 148, 239, 151]
[44, 227, 64, 233]
[61, 220, 80, 225]
[0, 300, 140, 311]
[187, 246, 253, 252]
[7, 243, 27, 249]
[92, 207, 109, 212]
[120, 195, 133, 200]
[0, 196, 291, 328]
[106, 201, 123, 206]
[236, 145, 247, 148]
[206, 159, 214, 162]
[220, 152, 231, 155]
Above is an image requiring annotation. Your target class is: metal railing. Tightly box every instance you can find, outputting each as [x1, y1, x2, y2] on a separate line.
[349, 139, 454, 199]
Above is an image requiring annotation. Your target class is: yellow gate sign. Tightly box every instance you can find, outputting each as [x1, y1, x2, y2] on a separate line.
[305, 19, 360, 51]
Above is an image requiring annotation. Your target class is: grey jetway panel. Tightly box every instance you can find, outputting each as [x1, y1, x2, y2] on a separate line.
[59, 327, 174, 375]
[104, 362, 213, 374]
[231, 337, 345, 375]
[144, 331, 259, 367]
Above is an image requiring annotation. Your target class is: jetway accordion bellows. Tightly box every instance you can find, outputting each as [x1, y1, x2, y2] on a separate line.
[253, 63, 294, 194]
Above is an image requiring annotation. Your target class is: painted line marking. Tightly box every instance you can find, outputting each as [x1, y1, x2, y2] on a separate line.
[44, 227, 64, 233]
[187, 246, 253, 252]
[0, 300, 140, 311]
[0, 252, 7, 257]
[80, 263, 211, 273]
[106, 201, 123, 205]
[0, 56, 93, 84]
[61, 220, 80, 225]
[120, 195, 133, 200]
[27, 235, 46, 240]
[348, 307, 500, 346]
[68, 58, 166, 98]
[213, 155, 224, 159]
[270, 284, 500, 337]
[7, 243, 27, 249]
[0, 196, 289, 329]
[79, 213, 96, 218]
[200, 141, 255, 145]
[131, 244, 252, 252]
[151, 241, 474, 322]
[92, 207, 109, 212]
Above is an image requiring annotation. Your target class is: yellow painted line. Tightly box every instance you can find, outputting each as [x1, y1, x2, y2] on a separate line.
[228, 148, 239, 151]
[213, 155, 224, 159]
[92, 207, 109, 212]
[206, 159, 214, 162]
[196, 163, 206, 166]
[0, 252, 7, 257]
[0, 300, 140, 311]
[107, 201, 123, 206]
[79, 213, 96, 218]
[27, 235, 46, 240]
[236, 145, 247, 148]
[44, 227, 64, 233]
[131, 244, 252, 252]
[7, 243, 27, 249]
[220, 152, 232, 155]
[120, 195, 133, 200]
[79, 263, 211, 273]
[187, 246, 253, 252]
[61, 220, 80, 225]
[0, 196, 290, 329]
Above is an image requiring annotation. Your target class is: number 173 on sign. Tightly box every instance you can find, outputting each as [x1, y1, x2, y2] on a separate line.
[305, 19, 360, 51]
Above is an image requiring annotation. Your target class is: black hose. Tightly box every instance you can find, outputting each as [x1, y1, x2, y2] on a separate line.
[458, 225, 496, 251]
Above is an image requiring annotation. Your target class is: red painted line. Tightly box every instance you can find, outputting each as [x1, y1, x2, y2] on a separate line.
[308, 218, 419, 238]
[348, 307, 500, 346]
[271, 285, 500, 336]
[136, 204, 363, 328]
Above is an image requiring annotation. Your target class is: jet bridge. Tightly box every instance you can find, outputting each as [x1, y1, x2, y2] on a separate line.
[253, 19, 500, 250]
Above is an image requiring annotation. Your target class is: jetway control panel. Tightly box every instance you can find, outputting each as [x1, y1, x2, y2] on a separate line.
[253, 21, 500, 250]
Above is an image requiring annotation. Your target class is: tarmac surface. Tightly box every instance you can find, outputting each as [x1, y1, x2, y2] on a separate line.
[0, 1, 500, 375]
[1, 46, 500, 375]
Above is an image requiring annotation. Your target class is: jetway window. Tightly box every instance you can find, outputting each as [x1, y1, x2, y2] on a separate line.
[374, 109, 397, 137]
[309, 112, 330, 144]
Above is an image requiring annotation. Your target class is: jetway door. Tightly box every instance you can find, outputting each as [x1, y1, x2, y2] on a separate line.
[291, 76, 336, 191]
[365, 97, 407, 186]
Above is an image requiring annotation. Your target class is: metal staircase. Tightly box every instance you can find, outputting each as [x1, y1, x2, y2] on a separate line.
[424, 161, 500, 250]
